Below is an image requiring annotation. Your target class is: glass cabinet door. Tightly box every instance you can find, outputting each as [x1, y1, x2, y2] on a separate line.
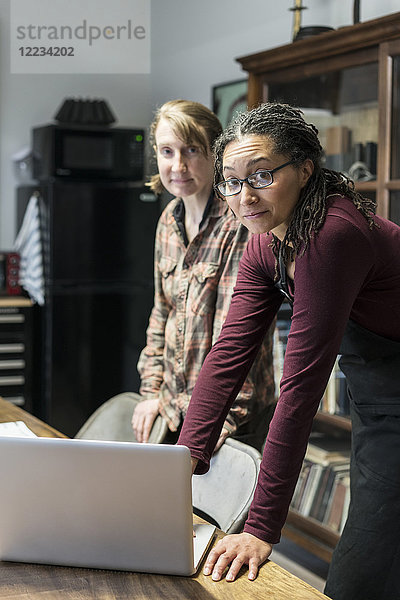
[263, 62, 379, 189]
[389, 47, 400, 225]
[390, 192, 400, 224]
[390, 54, 400, 180]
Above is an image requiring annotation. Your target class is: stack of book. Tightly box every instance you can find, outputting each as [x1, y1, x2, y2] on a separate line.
[291, 433, 351, 534]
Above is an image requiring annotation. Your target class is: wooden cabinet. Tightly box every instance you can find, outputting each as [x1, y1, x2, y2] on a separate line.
[236, 12, 400, 563]
[237, 11, 400, 225]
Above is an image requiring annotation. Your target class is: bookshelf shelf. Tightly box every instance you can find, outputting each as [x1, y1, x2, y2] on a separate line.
[355, 181, 376, 193]
[314, 411, 351, 433]
[284, 511, 339, 564]
[238, 11, 400, 563]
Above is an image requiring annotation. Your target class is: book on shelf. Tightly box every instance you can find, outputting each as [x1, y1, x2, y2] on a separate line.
[316, 463, 349, 523]
[290, 433, 350, 527]
[339, 475, 351, 534]
[324, 473, 350, 533]
[306, 432, 350, 464]
[291, 460, 312, 511]
[298, 461, 324, 517]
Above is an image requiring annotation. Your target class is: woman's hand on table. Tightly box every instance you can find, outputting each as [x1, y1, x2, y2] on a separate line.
[203, 532, 272, 582]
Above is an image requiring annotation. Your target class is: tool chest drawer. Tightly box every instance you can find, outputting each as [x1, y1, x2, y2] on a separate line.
[0, 300, 33, 411]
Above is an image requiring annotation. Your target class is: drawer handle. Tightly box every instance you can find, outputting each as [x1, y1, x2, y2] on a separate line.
[0, 360, 25, 369]
[0, 344, 25, 353]
[2, 396, 25, 406]
[0, 375, 25, 385]
[0, 315, 25, 323]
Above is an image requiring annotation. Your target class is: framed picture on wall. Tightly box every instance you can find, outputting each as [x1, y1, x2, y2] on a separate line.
[212, 79, 248, 129]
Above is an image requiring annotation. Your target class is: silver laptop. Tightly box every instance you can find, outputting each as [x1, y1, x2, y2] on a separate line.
[0, 437, 215, 575]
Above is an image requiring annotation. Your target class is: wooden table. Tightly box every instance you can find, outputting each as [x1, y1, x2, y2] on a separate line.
[0, 398, 330, 599]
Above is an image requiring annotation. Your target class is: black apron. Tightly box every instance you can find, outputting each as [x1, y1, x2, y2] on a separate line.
[324, 320, 400, 600]
[274, 255, 400, 600]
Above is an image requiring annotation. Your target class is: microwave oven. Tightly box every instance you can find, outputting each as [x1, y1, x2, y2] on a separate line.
[32, 124, 145, 181]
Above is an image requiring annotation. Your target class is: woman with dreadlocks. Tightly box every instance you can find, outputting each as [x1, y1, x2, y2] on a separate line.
[177, 102, 400, 600]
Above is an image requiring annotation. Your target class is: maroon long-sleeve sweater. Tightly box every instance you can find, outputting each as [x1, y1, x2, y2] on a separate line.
[178, 195, 400, 544]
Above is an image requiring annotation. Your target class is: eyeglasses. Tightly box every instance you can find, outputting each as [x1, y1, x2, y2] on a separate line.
[215, 160, 295, 197]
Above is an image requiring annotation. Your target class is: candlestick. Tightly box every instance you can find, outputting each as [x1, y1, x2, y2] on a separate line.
[289, 0, 307, 41]
[353, 0, 360, 24]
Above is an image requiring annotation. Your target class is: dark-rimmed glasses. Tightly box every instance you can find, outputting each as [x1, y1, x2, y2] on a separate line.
[215, 160, 295, 197]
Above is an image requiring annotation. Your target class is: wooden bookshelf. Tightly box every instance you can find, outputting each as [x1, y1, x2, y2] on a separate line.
[237, 12, 400, 225]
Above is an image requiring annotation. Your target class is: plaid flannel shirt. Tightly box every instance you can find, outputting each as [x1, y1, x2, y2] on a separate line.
[138, 195, 275, 434]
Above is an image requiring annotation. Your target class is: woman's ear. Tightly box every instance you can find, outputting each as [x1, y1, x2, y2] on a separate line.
[300, 159, 314, 188]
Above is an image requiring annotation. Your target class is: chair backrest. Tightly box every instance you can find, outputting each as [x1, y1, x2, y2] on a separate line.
[74, 394, 168, 443]
[192, 438, 262, 534]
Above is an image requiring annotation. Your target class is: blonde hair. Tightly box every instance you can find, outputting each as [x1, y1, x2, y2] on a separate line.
[148, 99, 222, 194]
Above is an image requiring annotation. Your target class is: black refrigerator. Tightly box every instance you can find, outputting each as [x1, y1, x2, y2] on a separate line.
[17, 181, 160, 436]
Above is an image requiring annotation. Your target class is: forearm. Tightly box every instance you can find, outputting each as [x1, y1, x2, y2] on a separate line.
[224, 326, 275, 434]
[179, 340, 259, 471]
[138, 345, 164, 398]
[243, 395, 316, 543]
[179, 305, 275, 471]
[138, 283, 169, 397]
[137, 329, 165, 397]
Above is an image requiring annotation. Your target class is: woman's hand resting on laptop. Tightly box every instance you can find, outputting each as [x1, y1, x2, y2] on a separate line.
[203, 532, 272, 582]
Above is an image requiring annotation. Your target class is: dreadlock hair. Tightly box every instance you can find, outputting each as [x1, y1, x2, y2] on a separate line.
[213, 102, 377, 266]
[148, 99, 222, 194]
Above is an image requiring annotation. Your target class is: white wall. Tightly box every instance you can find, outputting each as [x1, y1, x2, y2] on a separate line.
[0, 0, 152, 248]
[150, 0, 400, 107]
[1, 0, 399, 247]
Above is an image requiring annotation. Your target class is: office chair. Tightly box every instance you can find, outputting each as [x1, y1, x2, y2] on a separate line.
[74, 393, 168, 443]
[192, 438, 262, 534]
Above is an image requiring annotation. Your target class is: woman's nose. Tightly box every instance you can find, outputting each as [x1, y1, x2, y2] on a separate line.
[240, 182, 258, 205]
[172, 152, 187, 172]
